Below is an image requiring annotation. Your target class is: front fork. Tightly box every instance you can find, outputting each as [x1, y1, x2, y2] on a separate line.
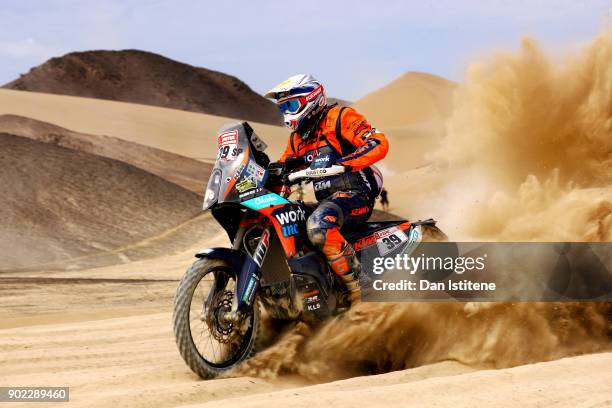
[220, 222, 271, 325]
[221, 187, 291, 325]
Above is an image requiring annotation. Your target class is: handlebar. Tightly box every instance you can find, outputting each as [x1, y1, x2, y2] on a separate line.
[287, 165, 346, 182]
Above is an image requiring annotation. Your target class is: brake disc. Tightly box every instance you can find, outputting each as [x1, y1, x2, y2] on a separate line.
[206, 290, 235, 344]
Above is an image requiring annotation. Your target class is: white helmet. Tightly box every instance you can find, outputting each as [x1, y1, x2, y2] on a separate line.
[265, 74, 327, 132]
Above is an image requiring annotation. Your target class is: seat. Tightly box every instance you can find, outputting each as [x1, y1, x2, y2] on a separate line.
[343, 220, 405, 243]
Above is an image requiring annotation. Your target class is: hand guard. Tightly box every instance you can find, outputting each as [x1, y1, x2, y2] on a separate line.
[267, 157, 304, 187]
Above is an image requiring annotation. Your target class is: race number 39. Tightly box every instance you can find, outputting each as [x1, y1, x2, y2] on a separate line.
[376, 227, 408, 256]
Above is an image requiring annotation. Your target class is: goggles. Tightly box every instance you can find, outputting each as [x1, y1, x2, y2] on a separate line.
[278, 98, 303, 114]
[277, 85, 324, 115]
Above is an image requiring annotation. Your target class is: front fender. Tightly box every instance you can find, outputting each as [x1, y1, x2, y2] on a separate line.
[195, 247, 260, 311]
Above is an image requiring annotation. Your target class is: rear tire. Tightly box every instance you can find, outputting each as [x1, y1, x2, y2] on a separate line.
[173, 258, 259, 379]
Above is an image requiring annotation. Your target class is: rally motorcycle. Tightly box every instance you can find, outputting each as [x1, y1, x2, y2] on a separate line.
[173, 122, 446, 378]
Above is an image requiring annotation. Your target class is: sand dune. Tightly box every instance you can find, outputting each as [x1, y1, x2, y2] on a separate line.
[0, 133, 201, 270]
[353, 71, 455, 129]
[0, 88, 288, 161]
[0, 114, 211, 194]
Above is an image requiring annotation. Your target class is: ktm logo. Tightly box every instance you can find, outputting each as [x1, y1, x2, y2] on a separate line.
[354, 234, 376, 251]
[323, 215, 337, 223]
[314, 180, 331, 191]
[351, 207, 369, 216]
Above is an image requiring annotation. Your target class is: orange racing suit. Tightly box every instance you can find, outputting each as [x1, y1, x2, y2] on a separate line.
[278, 105, 389, 293]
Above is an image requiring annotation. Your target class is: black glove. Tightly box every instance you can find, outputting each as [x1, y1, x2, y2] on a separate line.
[266, 161, 285, 187]
[282, 156, 303, 172]
[267, 157, 304, 186]
[267, 161, 284, 176]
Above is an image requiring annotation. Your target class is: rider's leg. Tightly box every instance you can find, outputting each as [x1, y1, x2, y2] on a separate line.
[306, 191, 372, 303]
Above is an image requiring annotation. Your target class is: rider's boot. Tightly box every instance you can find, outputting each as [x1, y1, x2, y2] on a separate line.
[329, 243, 362, 304]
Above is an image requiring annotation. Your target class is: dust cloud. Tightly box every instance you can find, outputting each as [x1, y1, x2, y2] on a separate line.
[236, 302, 610, 381]
[431, 31, 612, 241]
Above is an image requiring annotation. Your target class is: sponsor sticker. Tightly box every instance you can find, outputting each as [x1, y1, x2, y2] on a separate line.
[314, 180, 331, 191]
[274, 207, 306, 225]
[305, 168, 328, 177]
[242, 193, 289, 210]
[401, 225, 422, 256]
[242, 275, 259, 304]
[305, 85, 323, 102]
[245, 161, 266, 182]
[323, 215, 337, 224]
[273, 206, 306, 238]
[354, 226, 408, 253]
[353, 121, 369, 136]
[218, 130, 238, 147]
[236, 178, 257, 193]
[217, 130, 240, 161]
[351, 206, 369, 216]
[239, 187, 262, 199]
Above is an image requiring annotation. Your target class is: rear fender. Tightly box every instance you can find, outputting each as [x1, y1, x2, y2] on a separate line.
[195, 248, 260, 312]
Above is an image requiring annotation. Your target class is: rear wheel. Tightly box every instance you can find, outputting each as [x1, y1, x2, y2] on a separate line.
[173, 258, 259, 379]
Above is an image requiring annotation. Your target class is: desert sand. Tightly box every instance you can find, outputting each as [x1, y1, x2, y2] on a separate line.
[0, 88, 287, 161]
[1, 34, 611, 407]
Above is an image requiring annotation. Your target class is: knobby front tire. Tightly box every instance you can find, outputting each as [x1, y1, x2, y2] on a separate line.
[173, 258, 260, 379]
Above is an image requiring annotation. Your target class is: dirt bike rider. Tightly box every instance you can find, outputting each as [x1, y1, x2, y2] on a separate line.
[265, 74, 389, 303]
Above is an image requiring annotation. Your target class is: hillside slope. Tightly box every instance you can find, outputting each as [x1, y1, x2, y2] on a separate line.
[0, 89, 288, 161]
[0, 114, 211, 194]
[0, 134, 201, 270]
[3, 50, 282, 125]
[353, 71, 456, 129]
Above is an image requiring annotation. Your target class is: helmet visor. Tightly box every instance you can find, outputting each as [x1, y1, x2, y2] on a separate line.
[277, 98, 303, 115]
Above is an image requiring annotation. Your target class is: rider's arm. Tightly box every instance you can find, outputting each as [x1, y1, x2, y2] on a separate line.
[335, 108, 389, 171]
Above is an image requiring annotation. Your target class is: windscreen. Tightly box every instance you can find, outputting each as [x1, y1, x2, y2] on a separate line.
[203, 123, 268, 209]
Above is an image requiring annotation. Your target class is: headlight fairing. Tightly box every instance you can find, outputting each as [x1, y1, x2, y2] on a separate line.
[202, 169, 222, 210]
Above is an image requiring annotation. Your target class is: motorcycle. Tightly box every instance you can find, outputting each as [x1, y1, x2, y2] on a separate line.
[173, 122, 446, 378]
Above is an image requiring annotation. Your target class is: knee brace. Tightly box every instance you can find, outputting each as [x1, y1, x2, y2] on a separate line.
[306, 201, 343, 250]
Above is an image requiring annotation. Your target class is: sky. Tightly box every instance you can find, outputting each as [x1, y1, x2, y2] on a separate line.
[0, 0, 610, 100]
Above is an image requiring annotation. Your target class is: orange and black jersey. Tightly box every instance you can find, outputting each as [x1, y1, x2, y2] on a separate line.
[279, 105, 389, 201]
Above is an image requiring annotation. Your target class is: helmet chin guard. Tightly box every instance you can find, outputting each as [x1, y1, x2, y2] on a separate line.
[265, 74, 327, 132]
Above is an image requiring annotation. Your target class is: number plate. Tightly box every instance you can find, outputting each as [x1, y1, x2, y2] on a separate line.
[217, 130, 240, 161]
[376, 227, 408, 256]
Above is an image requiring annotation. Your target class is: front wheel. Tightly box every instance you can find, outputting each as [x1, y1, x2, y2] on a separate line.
[173, 258, 259, 379]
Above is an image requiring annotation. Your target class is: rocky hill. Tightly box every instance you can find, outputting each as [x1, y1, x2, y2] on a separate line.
[3, 50, 282, 125]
